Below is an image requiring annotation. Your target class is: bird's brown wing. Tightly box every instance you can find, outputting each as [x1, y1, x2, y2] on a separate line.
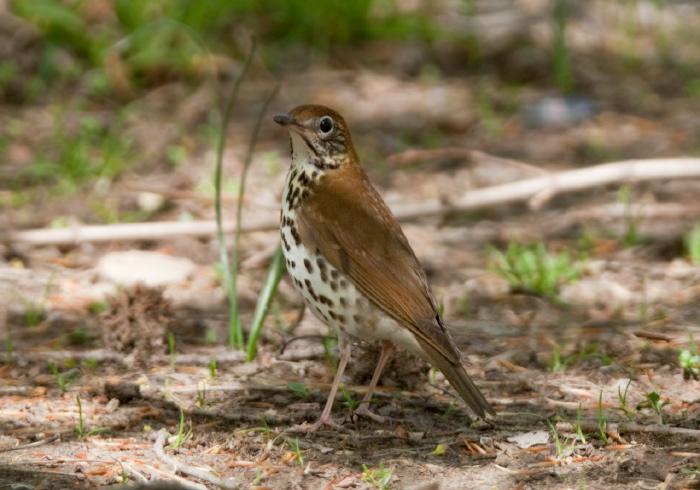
[297, 168, 494, 417]
[296, 167, 461, 364]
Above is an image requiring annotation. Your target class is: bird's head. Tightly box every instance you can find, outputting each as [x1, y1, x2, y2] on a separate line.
[274, 104, 357, 170]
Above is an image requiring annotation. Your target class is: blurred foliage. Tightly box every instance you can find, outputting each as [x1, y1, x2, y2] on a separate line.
[5, 0, 700, 202]
[7, 108, 133, 193]
[10, 0, 437, 96]
[9, 0, 700, 101]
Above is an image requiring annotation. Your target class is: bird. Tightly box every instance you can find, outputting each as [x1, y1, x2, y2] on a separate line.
[274, 104, 494, 431]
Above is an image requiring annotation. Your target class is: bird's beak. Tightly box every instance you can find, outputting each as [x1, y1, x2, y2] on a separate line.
[273, 114, 295, 126]
[273, 114, 307, 136]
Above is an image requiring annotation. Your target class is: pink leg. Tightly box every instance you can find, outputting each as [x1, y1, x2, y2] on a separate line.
[353, 341, 394, 423]
[295, 338, 352, 432]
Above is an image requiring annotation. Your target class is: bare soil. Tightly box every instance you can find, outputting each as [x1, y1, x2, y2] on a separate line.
[3, 3, 700, 489]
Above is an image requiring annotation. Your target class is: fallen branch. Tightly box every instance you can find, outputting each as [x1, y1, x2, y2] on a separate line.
[392, 157, 700, 218]
[0, 434, 59, 453]
[555, 421, 700, 441]
[5, 158, 700, 245]
[154, 429, 240, 490]
[2, 219, 277, 246]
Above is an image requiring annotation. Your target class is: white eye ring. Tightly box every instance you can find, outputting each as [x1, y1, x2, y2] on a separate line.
[319, 116, 334, 134]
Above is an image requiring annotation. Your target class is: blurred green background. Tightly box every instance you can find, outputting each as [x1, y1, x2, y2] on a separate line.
[2, 0, 700, 221]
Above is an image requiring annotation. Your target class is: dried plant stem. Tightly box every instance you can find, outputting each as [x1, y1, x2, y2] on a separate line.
[214, 37, 256, 349]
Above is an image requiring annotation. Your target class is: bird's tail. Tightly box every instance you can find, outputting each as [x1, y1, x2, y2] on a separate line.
[417, 338, 495, 418]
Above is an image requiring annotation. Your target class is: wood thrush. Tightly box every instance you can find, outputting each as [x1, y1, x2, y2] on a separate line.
[274, 104, 494, 430]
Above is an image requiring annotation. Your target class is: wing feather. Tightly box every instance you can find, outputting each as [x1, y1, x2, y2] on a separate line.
[296, 167, 461, 363]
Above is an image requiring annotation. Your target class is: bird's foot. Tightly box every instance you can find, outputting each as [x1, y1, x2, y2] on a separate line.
[291, 415, 348, 433]
[351, 403, 386, 423]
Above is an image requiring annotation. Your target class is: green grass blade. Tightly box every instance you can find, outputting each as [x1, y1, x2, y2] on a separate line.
[214, 37, 257, 349]
[246, 246, 287, 361]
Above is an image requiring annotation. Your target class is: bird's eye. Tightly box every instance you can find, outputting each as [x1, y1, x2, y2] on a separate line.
[319, 116, 334, 134]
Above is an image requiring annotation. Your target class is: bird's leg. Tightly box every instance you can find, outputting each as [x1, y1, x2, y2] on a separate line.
[352, 341, 394, 423]
[295, 338, 352, 432]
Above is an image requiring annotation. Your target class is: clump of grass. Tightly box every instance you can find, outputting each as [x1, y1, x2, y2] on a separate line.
[547, 343, 611, 372]
[679, 333, 700, 380]
[489, 241, 582, 302]
[17, 111, 133, 194]
[75, 396, 109, 440]
[616, 379, 636, 422]
[361, 461, 394, 489]
[47, 361, 79, 393]
[168, 408, 192, 451]
[637, 391, 669, 425]
[285, 438, 305, 467]
[547, 419, 575, 460]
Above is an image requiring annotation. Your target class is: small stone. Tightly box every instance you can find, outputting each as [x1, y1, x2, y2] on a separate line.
[97, 250, 195, 287]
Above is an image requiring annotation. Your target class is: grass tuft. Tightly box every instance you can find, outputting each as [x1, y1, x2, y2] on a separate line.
[489, 241, 582, 302]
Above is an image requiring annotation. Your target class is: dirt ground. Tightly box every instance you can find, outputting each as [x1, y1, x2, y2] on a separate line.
[3, 2, 700, 489]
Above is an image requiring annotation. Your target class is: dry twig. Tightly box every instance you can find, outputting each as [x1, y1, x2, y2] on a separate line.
[5, 157, 700, 246]
[0, 434, 59, 453]
[154, 429, 240, 490]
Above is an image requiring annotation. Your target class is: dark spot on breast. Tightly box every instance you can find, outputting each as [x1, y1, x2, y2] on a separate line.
[353, 314, 362, 324]
[316, 258, 328, 282]
[319, 312, 329, 322]
[318, 295, 334, 307]
[339, 298, 347, 308]
[339, 279, 348, 289]
[329, 281, 338, 292]
[328, 310, 337, 320]
[336, 315, 346, 324]
[289, 168, 298, 181]
[281, 234, 291, 252]
[330, 270, 340, 280]
[290, 226, 301, 246]
[285, 187, 295, 205]
[304, 259, 313, 274]
[304, 279, 318, 301]
[299, 172, 310, 186]
[289, 260, 296, 269]
[311, 171, 318, 178]
[301, 189, 310, 201]
[338, 324, 346, 332]
[288, 186, 300, 207]
[294, 278, 302, 288]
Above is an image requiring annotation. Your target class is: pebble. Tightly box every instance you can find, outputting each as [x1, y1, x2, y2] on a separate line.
[97, 250, 195, 287]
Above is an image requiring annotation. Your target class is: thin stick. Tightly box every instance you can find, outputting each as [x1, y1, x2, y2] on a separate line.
[6, 158, 700, 245]
[214, 37, 257, 349]
[2, 219, 277, 245]
[154, 428, 240, 489]
[0, 434, 59, 453]
[392, 158, 700, 219]
[555, 421, 700, 441]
